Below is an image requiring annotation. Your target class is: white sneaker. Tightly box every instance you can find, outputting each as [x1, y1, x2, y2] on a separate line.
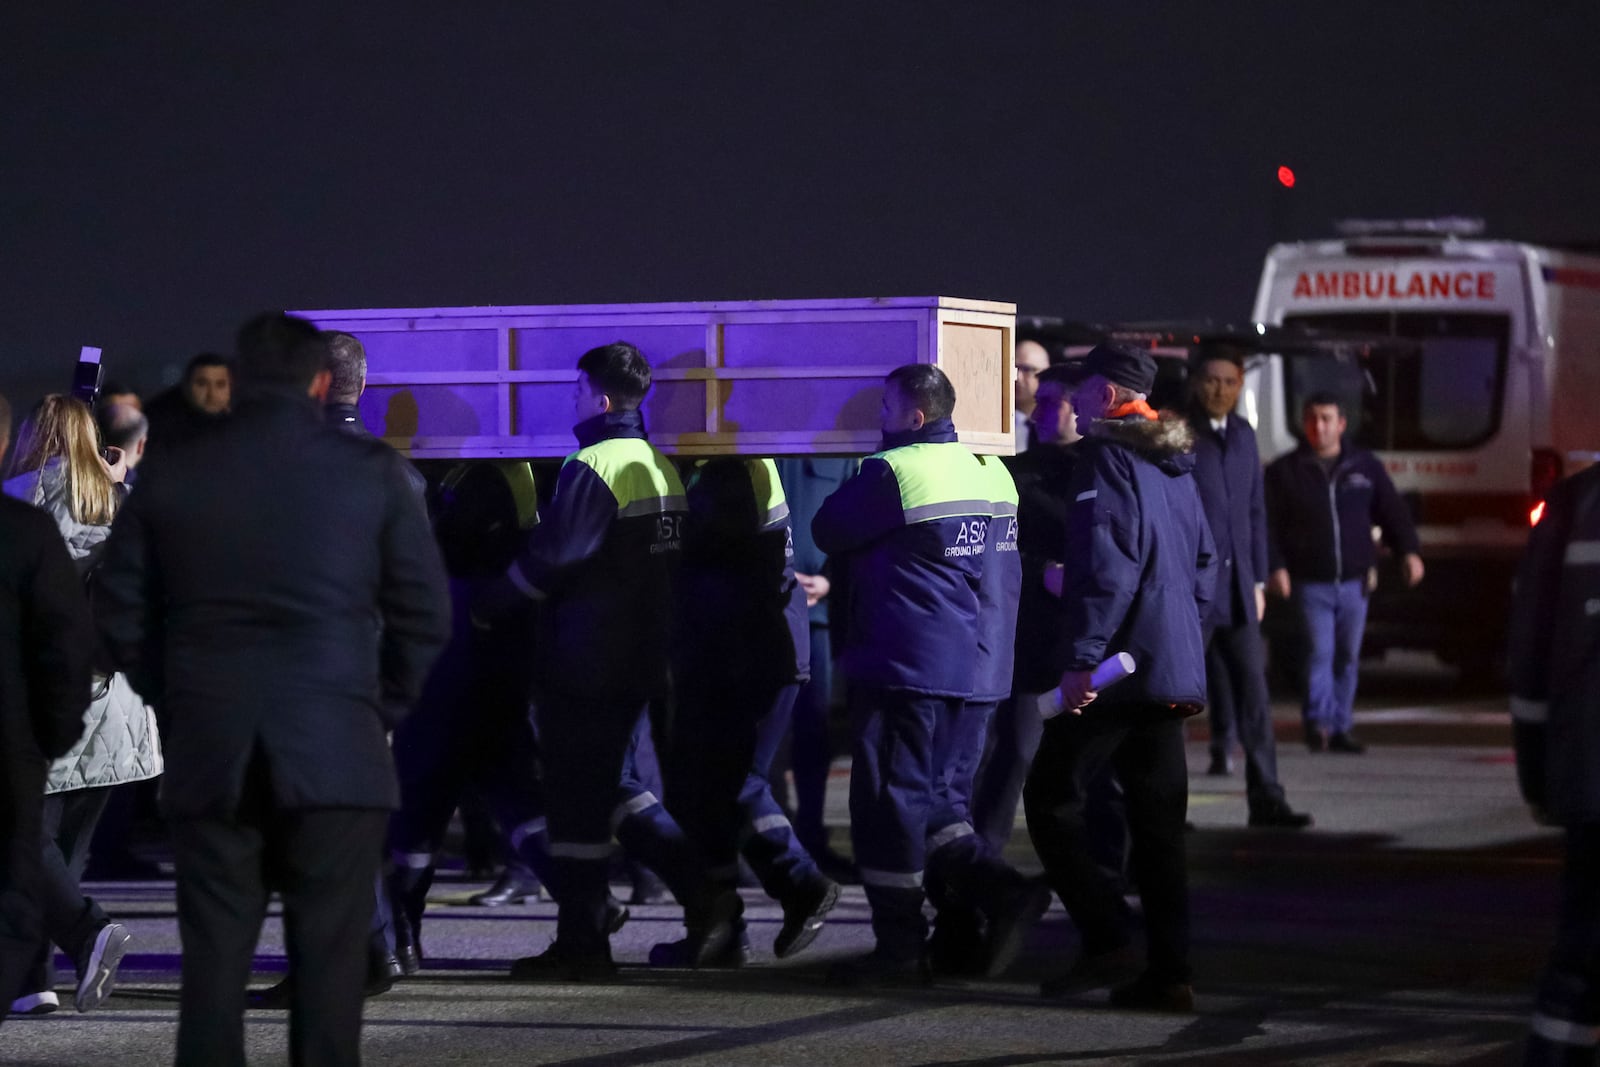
[75, 923, 132, 1012]
[11, 990, 60, 1015]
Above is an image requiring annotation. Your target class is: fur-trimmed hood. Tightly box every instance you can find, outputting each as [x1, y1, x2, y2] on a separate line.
[1086, 413, 1196, 476]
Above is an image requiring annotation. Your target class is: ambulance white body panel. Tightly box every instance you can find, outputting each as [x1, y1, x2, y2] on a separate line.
[1249, 237, 1600, 668]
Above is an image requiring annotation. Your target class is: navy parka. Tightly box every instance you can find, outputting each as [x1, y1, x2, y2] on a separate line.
[1055, 414, 1217, 710]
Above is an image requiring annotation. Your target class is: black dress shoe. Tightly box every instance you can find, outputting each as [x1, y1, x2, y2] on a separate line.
[649, 927, 751, 968]
[509, 941, 617, 982]
[1109, 972, 1195, 1013]
[468, 869, 543, 907]
[246, 977, 293, 1010]
[1205, 753, 1233, 777]
[1248, 804, 1314, 829]
[1327, 731, 1367, 754]
[394, 943, 421, 976]
[251, 951, 402, 1008]
[1305, 725, 1327, 752]
[366, 953, 402, 997]
[1040, 945, 1141, 998]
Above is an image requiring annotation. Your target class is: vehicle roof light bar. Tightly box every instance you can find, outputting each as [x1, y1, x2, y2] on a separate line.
[1333, 217, 1486, 238]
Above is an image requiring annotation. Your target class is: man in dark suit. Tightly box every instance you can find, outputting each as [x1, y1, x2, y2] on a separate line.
[0, 391, 94, 1023]
[1186, 348, 1310, 829]
[94, 314, 451, 1067]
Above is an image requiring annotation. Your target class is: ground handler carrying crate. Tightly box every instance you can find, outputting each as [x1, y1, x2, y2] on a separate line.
[296, 297, 1017, 458]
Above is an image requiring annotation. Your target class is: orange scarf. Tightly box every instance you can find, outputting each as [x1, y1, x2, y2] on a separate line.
[1106, 398, 1160, 422]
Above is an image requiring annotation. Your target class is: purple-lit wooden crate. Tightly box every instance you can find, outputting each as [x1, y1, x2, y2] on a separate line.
[295, 297, 1017, 457]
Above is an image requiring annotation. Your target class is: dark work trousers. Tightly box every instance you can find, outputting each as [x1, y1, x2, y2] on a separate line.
[26, 785, 113, 992]
[0, 797, 47, 1025]
[972, 691, 1048, 855]
[538, 692, 710, 952]
[1203, 621, 1288, 813]
[612, 707, 711, 910]
[974, 693, 1129, 888]
[848, 685, 961, 961]
[1527, 823, 1600, 1066]
[387, 611, 551, 949]
[790, 624, 834, 850]
[171, 761, 386, 1067]
[741, 683, 826, 900]
[1024, 705, 1192, 984]
[668, 678, 822, 903]
[927, 700, 1026, 918]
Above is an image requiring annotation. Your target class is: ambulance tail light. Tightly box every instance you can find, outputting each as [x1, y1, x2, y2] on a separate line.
[1530, 448, 1563, 526]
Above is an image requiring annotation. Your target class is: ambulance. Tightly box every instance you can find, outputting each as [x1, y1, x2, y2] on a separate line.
[1248, 221, 1600, 676]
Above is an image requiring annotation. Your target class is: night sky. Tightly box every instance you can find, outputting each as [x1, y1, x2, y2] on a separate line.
[4, 3, 1598, 405]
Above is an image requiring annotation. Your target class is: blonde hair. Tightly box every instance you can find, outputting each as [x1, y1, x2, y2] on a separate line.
[9, 394, 119, 526]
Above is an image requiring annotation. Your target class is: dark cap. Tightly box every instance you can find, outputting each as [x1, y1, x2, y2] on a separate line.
[1081, 342, 1157, 394]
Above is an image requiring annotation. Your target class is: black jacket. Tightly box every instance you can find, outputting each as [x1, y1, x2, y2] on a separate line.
[1006, 443, 1079, 694]
[1, 496, 95, 937]
[1264, 442, 1419, 583]
[93, 387, 451, 818]
[0, 495, 92, 825]
[1187, 409, 1269, 628]
[326, 402, 428, 502]
[1508, 463, 1600, 823]
[675, 457, 809, 687]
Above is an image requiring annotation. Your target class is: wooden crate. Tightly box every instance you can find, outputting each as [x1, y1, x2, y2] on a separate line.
[296, 297, 1017, 457]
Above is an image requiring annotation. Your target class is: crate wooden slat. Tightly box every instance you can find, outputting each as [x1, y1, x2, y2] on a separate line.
[297, 297, 1017, 457]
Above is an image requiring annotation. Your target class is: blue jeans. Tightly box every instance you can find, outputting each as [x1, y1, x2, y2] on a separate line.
[1296, 579, 1369, 735]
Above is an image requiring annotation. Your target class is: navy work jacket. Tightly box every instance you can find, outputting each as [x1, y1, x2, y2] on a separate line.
[506, 410, 686, 703]
[971, 454, 1022, 703]
[812, 419, 989, 697]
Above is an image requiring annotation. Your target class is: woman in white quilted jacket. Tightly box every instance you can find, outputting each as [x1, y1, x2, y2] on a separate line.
[2, 394, 162, 1015]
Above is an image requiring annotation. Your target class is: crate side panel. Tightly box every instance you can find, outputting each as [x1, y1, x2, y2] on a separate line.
[643, 380, 710, 436]
[722, 320, 920, 369]
[356, 330, 501, 372]
[512, 379, 708, 439]
[939, 322, 1008, 437]
[719, 377, 884, 435]
[512, 383, 579, 439]
[513, 326, 708, 371]
[360, 385, 501, 440]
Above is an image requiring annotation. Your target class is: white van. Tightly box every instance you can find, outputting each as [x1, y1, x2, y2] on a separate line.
[1248, 224, 1600, 674]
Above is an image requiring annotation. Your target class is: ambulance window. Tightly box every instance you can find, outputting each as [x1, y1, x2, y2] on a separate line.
[1401, 335, 1501, 447]
[1281, 312, 1508, 451]
[1283, 356, 1371, 443]
[1389, 314, 1508, 450]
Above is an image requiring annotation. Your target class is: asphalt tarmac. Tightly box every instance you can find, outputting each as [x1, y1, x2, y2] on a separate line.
[3, 655, 1550, 1066]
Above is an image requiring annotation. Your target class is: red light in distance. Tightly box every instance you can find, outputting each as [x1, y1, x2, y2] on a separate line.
[1277, 166, 1296, 188]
